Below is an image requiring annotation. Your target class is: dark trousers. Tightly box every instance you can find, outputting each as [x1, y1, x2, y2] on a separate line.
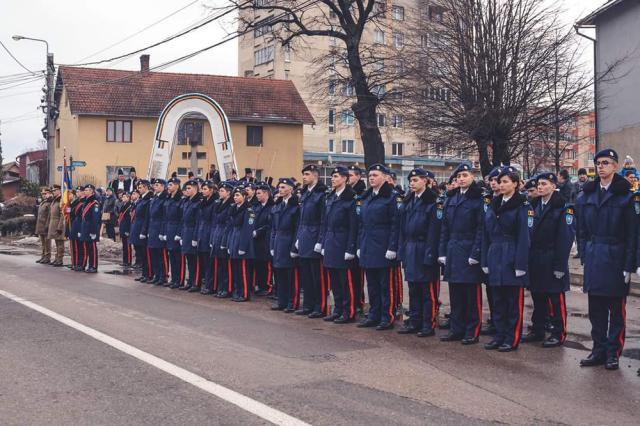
[348, 260, 365, 311]
[588, 295, 626, 359]
[299, 258, 323, 313]
[232, 259, 252, 300]
[105, 222, 116, 241]
[531, 291, 567, 342]
[121, 236, 132, 266]
[214, 256, 232, 294]
[408, 280, 439, 332]
[70, 239, 81, 268]
[485, 285, 495, 325]
[449, 282, 482, 338]
[169, 250, 184, 286]
[85, 240, 98, 269]
[133, 244, 143, 267]
[492, 286, 525, 347]
[254, 259, 273, 293]
[392, 264, 403, 317]
[135, 245, 151, 279]
[198, 252, 212, 291]
[365, 267, 394, 324]
[184, 253, 198, 286]
[327, 268, 356, 319]
[150, 247, 168, 281]
[275, 267, 300, 310]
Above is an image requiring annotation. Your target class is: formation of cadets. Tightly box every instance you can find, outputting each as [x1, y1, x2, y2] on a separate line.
[36, 148, 638, 371]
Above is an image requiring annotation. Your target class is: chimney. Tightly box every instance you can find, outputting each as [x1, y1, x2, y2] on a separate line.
[140, 54, 150, 73]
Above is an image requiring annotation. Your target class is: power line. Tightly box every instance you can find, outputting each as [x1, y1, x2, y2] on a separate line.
[0, 40, 37, 75]
[0, 75, 44, 91]
[72, 0, 201, 64]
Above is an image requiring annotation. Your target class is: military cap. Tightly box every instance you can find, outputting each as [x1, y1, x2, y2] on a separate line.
[348, 165, 362, 175]
[368, 163, 391, 174]
[244, 182, 256, 190]
[137, 179, 151, 187]
[75, 185, 84, 191]
[535, 172, 557, 184]
[332, 165, 349, 177]
[524, 178, 538, 190]
[301, 164, 319, 173]
[232, 185, 247, 195]
[129, 167, 136, 173]
[152, 178, 166, 186]
[184, 179, 198, 187]
[117, 168, 124, 175]
[594, 148, 618, 163]
[219, 180, 236, 191]
[51, 184, 61, 190]
[408, 168, 434, 180]
[168, 177, 181, 186]
[497, 166, 519, 180]
[452, 162, 473, 178]
[389, 171, 397, 179]
[84, 184, 96, 190]
[244, 167, 252, 174]
[488, 167, 502, 179]
[256, 182, 272, 191]
[202, 179, 216, 189]
[278, 177, 296, 187]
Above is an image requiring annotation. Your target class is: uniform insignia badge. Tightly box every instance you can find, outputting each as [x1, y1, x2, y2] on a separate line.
[527, 209, 534, 227]
[94, 206, 99, 213]
[396, 196, 403, 209]
[248, 218, 254, 225]
[436, 207, 443, 219]
[635, 202, 640, 215]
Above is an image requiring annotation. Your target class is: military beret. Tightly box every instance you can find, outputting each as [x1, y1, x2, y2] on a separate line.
[75, 185, 84, 191]
[137, 179, 151, 187]
[168, 177, 181, 185]
[52, 184, 61, 190]
[448, 173, 457, 184]
[256, 182, 272, 191]
[497, 166, 519, 180]
[535, 172, 557, 184]
[367, 163, 391, 174]
[202, 180, 216, 189]
[279, 177, 295, 187]
[232, 185, 247, 195]
[184, 179, 198, 187]
[389, 171, 397, 179]
[488, 167, 502, 179]
[348, 165, 362, 174]
[524, 178, 538, 190]
[84, 184, 96, 190]
[301, 164, 319, 173]
[332, 165, 349, 177]
[594, 148, 618, 163]
[452, 163, 473, 178]
[153, 178, 166, 186]
[219, 180, 236, 191]
[195, 177, 204, 185]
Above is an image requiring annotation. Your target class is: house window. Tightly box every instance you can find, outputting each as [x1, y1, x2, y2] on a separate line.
[328, 109, 335, 133]
[392, 5, 404, 21]
[374, 29, 385, 44]
[328, 139, 335, 153]
[247, 126, 263, 146]
[329, 37, 337, 47]
[254, 19, 273, 37]
[429, 5, 444, 22]
[341, 110, 355, 126]
[328, 80, 336, 95]
[56, 129, 60, 149]
[254, 46, 274, 66]
[377, 113, 386, 127]
[373, 59, 384, 73]
[372, 84, 386, 99]
[176, 167, 203, 176]
[374, 1, 386, 17]
[392, 114, 404, 128]
[392, 142, 404, 156]
[106, 120, 132, 143]
[177, 120, 203, 145]
[341, 81, 355, 96]
[181, 152, 207, 160]
[395, 59, 404, 74]
[341, 139, 355, 153]
[254, 0, 274, 6]
[393, 32, 404, 48]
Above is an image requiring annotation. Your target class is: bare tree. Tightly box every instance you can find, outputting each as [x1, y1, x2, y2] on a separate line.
[232, 0, 403, 166]
[402, 0, 597, 176]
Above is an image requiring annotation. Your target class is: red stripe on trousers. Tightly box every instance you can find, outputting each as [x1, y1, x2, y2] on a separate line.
[347, 269, 355, 320]
[267, 261, 273, 292]
[559, 292, 567, 343]
[146, 247, 152, 277]
[429, 281, 437, 330]
[213, 257, 219, 292]
[293, 267, 300, 309]
[227, 258, 232, 292]
[242, 259, 248, 299]
[388, 269, 395, 323]
[195, 256, 200, 286]
[618, 297, 627, 357]
[474, 283, 482, 338]
[162, 249, 169, 279]
[319, 263, 326, 314]
[513, 288, 524, 348]
[180, 255, 185, 284]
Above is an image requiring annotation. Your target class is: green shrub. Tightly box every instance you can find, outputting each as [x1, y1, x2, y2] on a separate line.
[0, 194, 36, 220]
[0, 216, 36, 236]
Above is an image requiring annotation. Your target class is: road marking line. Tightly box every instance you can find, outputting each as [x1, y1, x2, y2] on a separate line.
[0, 289, 310, 426]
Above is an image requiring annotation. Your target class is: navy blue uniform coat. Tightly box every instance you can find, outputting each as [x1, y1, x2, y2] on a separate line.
[227, 202, 256, 259]
[80, 196, 102, 242]
[294, 184, 327, 258]
[253, 199, 274, 261]
[117, 202, 132, 236]
[196, 195, 217, 253]
[319, 185, 358, 269]
[357, 182, 400, 269]
[147, 192, 168, 249]
[130, 191, 152, 246]
[270, 195, 300, 268]
[179, 193, 202, 255]
[163, 192, 183, 251]
[210, 198, 233, 257]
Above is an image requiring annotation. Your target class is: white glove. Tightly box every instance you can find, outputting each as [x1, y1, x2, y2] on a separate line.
[438, 257, 446, 265]
[139, 234, 146, 240]
[314, 243, 322, 253]
[553, 271, 565, 279]
[468, 257, 479, 265]
[252, 230, 257, 238]
[345, 252, 355, 261]
[290, 251, 299, 258]
[295, 240, 299, 249]
[179, 239, 183, 246]
[624, 271, 631, 284]
[90, 234, 96, 240]
[191, 240, 198, 247]
[124, 232, 129, 237]
[239, 250, 245, 256]
[174, 235, 181, 241]
[227, 248, 231, 255]
[357, 249, 361, 258]
[636, 267, 640, 276]
[482, 267, 489, 274]
[77, 232, 81, 238]
[385, 250, 397, 260]
[209, 244, 213, 248]
[321, 249, 325, 256]
[515, 270, 526, 277]
[161, 235, 166, 241]
[270, 249, 275, 257]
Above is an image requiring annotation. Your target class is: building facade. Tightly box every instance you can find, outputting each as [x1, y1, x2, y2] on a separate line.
[52, 59, 313, 187]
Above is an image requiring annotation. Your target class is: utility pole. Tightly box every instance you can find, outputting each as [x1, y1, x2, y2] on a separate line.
[45, 52, 55, 185]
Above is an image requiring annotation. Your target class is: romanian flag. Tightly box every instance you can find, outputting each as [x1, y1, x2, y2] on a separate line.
[61, 153, 72, 223]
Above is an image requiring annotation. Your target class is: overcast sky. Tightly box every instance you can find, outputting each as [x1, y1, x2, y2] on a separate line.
[0, 0, 606, 164]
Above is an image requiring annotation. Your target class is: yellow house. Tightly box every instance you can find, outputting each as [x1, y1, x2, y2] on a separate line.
[53, 56, 314, 187]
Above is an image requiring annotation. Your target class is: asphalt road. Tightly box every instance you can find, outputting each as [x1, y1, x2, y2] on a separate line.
[0, 246, 639, 425]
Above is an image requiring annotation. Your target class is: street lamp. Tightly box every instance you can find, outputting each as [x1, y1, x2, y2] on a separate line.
[12, 34, 54, 185]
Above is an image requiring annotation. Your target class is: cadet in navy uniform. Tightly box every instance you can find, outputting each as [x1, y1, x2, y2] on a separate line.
[319, 166, 358, 323]
[79, 184, 102, 273]
[270, 178, 301, 312]
[147, 179, 169, 285]
[228, 186, 256, 302]
[438, 164, 486, 344]
[348, 165, 366, 314]
[481, 167, 532, 352]
[131, 180, 153, 282]
[524, 178, 539, 202]
[69, 187, 85, 270]
[522, 172, 574, 347]
[117, 192, 133, 267]
[211, 181, 234, 298]
[480, 166, 502, 336]
[356, 164, 400, 330]
[293, 165, 328, 317]
[387, 171, 405, 319]
[194, 180, 218, 294]
[577, 149, 637, 370]
[178, 180, 202, 291]
[164, 177, 184, 288]
[253, 183, 275, 296]
[397, 168, 443, 337]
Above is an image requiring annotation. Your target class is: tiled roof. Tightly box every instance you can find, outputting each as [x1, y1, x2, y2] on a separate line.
[56, 66, 315, 125]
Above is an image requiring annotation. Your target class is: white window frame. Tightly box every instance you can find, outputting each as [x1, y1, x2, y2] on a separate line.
[341, 139, 355, 154]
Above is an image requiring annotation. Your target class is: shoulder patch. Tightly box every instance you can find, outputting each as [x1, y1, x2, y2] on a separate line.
[527, 209, 534, 217]
[436, 203, 443, 220]
[565, 206, 574, 225]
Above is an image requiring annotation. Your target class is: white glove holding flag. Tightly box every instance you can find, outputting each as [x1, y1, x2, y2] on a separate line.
[345, 252, 355, 261]
[438, 257, 446, 265]
[385, 250, 397, 260]
[468, 258, 479, 265]
[515, 270, 526, 278]
[314, 243, 322, 253]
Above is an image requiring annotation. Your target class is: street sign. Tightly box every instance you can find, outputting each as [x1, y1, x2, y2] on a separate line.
[71, 160, 86, 167]
[57, 166, 75, 172]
